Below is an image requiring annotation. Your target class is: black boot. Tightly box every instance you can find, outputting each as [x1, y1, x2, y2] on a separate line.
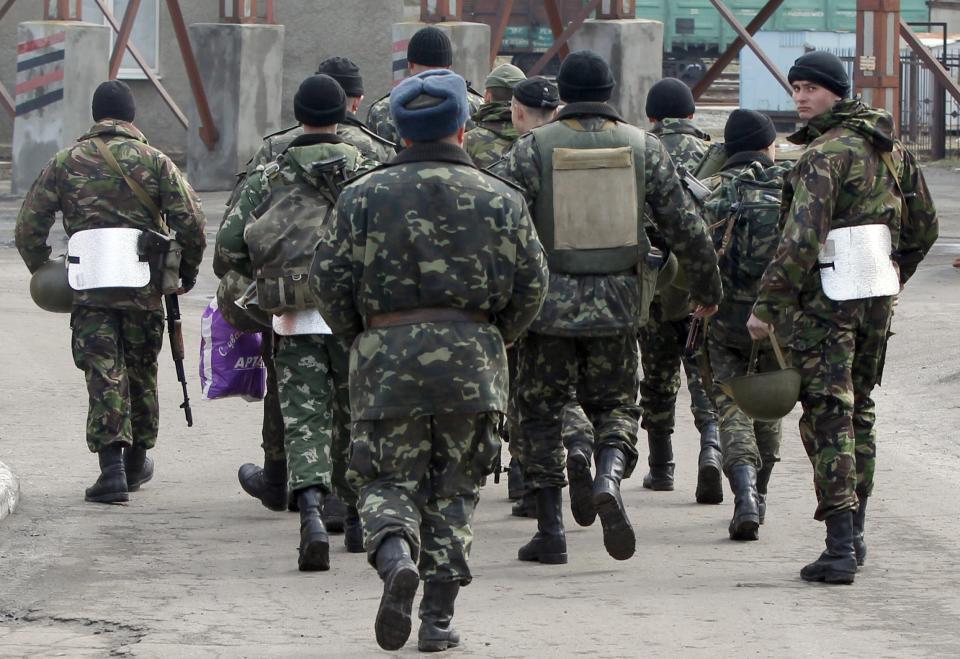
[344, 505, 364, 554]
[756, 462, 775, 525]
[695, 423, 723, 504]
[507, 457, 524, 501]
[296, 487, 329, 571]
[511, 489, 537, 518]
[124, 446, 154, 492]
[800, 511, 857, 584]
[728, 465, 760, 541]
[641, 432, 675, 491]
[853, 496, 868, 567]
[566, 446, 596, 527]
[85, 443, 129, 504]
[322, 491, 347, 533]
[238, 458, 287, 512]
[517, 487, 568, 564]
[592, 448, 636, 560]
[374, 534, 420, 651]
[417, 581, 461, 652]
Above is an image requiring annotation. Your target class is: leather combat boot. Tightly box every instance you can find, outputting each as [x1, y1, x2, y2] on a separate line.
[507, 457, 524, 502]
[800, 511, 857, 584]
[85, 443, 129, 504]
[695, 423, 723, 504]
[641, 432, 675, 491]
[238, 458, 287, 512]
[728, 464, 760, 541]
[374, 534, 420, 651]
[517, 487, 568, 564]
[322, 491, 347, 533]
[566, 445, 596, 527]
[124, 446, 154, 492]
[756, 462, 775, 525]
[511, 489, 536, 518]
[296, 487, 330, 571]
[592, 448, 636, 560]
[344, 505, 365, 554]
[417, 580, 461, 653]
[853, 496, 868, 567]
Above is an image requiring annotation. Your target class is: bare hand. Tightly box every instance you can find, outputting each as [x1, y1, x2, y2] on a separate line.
[746, 313, 772, 341]
[693, 304, 718, 319]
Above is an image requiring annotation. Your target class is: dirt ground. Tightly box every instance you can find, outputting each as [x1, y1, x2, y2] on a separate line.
[0, 167, 958, 658]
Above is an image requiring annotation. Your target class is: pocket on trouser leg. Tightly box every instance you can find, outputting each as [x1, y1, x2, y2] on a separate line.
[812, 430, 857, 521]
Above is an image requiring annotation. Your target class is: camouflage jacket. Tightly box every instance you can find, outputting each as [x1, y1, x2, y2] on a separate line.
[752, 100, 939, 332]
[500, 104, 722, 336]
[311, 141, 548, 420]
[366, 86, 484, 149]
[16, 120, 206, 311]
[650, 117, 711, 172]
[214, 134, 369, 280]
[464, 101, 519, 168]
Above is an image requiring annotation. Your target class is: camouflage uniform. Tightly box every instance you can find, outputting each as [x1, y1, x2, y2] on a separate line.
[311, 141, 548, 583]
[501, 106, 723, 491]
[752, 100, 938, 521]
[16, 120, 206, 453]
[463, 101, 518, 168]
[366, 87, 483, 149]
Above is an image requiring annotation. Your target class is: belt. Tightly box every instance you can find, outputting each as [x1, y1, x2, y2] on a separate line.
[367, 307, 489, 329]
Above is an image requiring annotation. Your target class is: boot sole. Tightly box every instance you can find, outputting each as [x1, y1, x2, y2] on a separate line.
[594, 490, 636, 561]
[84, 491, 129, 504]
[566, 456, 597, 527]
[375, 564, 420, 650]
[517, 550, 568, 564]
[695, 464, 723, 504]
[729, 514, 760, 541]
[322, 516, 345, 533]
[126, 472, 153, 493]
[642, 480, 674, 492]
[801, 569, 855, 584]
[298, 535, 330, 571]
[419, 639, 459, 652]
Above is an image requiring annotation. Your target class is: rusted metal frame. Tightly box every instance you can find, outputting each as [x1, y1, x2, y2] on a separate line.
[489, 0, 516, 67]
[0, 84, 14, 119]
[692, 0, 785, 100]
[597, 0, 633, 20]
[166, 0, 219, 149]
[899, 19, 960, 104]
[46, 0, 79, 19]
[420, 0, 460, 22]
[0, 0, 19, 23]
[93, 0, 188, 129]
[543, 0, 571, 61]
[708, 0, 791, 94]
[529, 0, 603, 76]
[109, 0, 142, 80]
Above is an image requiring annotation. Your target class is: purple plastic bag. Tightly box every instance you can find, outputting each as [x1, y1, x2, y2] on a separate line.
[199, 299, 266, 401]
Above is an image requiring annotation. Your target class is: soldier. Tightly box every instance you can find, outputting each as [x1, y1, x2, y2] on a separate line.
[746, 52, 938, 583]
[311, 70, 547, 651]
[510, 76, 560, 136]
[501, 51, 722, 564]
[701, 109, 786, 540]
[463, 62, 525, 168]
[638, 77, 722, 504]
[15, 80, 206, 503]
[366, 26, 484, 147]
[217, 75, 373, 569]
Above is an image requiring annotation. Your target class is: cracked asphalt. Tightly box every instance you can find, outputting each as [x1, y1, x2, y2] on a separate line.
[0, 168, 959, 658]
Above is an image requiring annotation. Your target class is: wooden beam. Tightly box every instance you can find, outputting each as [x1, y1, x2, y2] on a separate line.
[543, 0, 570, 61]
[529, 0, 602, 77]
[0, 0, 19, 24]
[166, 0, 220, 150]
[489, 0, 516, 67]
[109, 0, 141, 80]
[708, 0, 791, 94]
[899, 19, 960, 104]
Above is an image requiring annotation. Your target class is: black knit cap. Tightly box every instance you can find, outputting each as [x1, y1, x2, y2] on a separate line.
[513, 76, 560, 110]
[92, 80, 136, 123]
[316, 56, 364, 97]
[557, 50, 615, 103]
[645, 77, 695, 119]
[294, 74, 347, 127]
[724, 109, 777, 154]
[788, 50, 850, 98]
[407, 26, 453, 68]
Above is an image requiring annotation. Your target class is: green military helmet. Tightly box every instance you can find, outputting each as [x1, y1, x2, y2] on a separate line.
[217, 270, 271, 332]
[29, 257, 73, 313]
[728, 333, 801, 421]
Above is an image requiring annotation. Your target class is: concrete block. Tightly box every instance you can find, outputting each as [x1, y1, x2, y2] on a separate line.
[391, 21, 491, 92]
[570, 19, 664, 127]
[11, 21, 110, 195]
[186, 24, 284, 191]
[0, 460, 19, 522]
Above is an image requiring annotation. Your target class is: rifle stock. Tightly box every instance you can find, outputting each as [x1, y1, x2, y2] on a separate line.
[164, 293, 193, 427]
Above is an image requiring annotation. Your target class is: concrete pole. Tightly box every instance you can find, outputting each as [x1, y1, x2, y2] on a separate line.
[12, 20, 110, 195]
[390, 21, 491, 92]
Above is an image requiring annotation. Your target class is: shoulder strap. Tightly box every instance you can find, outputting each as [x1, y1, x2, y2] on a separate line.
[879, 149, 909, 222]
[93, 137, 168, 233]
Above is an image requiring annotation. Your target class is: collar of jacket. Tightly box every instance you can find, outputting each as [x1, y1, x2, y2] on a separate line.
[788, 98, 866, 145]
[392, 141, 476, 168]
[556, 102, 624, 123]
[80, 120, 148, 144]
[472, 101, 513, 124]
[652, 117, 710, 141]
[723, 150, 774, 170]
[287, 132, 345, 149]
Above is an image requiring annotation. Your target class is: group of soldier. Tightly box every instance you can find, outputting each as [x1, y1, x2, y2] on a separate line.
[14, 22, 940, 654]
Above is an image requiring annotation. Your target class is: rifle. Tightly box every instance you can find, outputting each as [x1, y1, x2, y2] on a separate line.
[164, 293, 193, 427]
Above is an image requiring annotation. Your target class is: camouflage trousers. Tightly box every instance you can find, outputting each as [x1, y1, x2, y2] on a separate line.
[274, 333, 353, 504]
[705, 331, 781, 474]
[348, 412, 501, 585]
[516, 332, 641, 490]
[791, 295, 892, 521]
[638, 300, 717, 436]
[260, 331, 286, 462]
[70, 307, 164, 453]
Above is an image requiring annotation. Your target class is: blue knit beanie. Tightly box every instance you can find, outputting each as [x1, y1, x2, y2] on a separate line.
[390, 69, 468, 142]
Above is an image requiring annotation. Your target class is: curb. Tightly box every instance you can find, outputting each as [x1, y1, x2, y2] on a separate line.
[0, 460, 20, 522]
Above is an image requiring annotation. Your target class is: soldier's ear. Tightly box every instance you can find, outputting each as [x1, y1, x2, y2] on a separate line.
[456, 126, 466, 146]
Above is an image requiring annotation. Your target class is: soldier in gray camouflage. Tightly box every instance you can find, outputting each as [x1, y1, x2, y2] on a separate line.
[463, 63, 524, 168]
[312, 70, 547, 652]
